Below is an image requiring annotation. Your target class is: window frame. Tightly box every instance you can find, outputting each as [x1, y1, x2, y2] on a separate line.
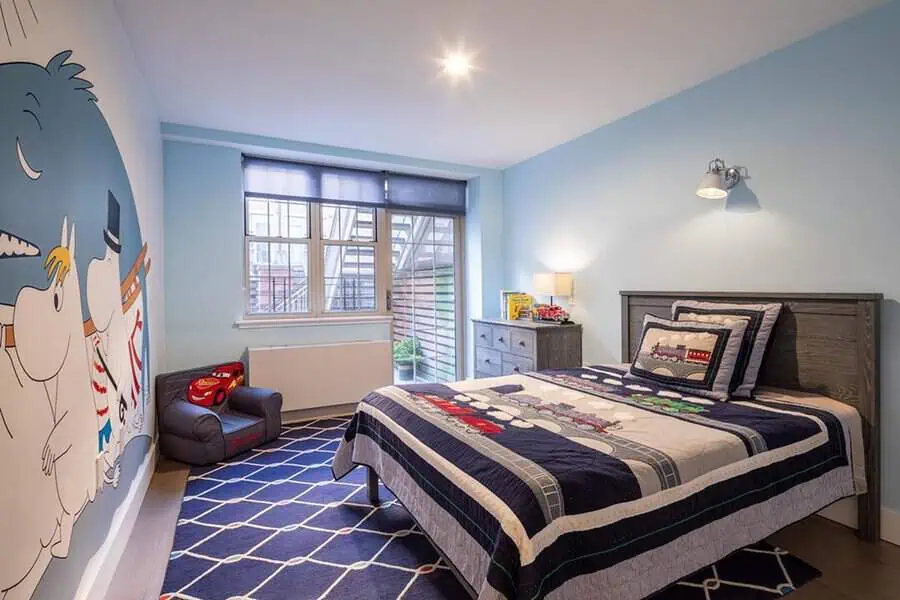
[243, 199, 391, 321]
[387, 209, 467, 382]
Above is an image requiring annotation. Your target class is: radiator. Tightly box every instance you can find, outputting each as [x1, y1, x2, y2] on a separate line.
[247, 341, 393, 412]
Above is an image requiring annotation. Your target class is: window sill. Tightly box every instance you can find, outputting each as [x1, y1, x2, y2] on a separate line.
[234, 314, 393, 330]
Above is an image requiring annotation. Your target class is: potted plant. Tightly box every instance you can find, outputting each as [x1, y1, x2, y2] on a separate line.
[393, 337, 422, 381]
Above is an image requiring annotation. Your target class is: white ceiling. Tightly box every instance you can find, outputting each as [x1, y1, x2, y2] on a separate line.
[115, 0, 885, 168]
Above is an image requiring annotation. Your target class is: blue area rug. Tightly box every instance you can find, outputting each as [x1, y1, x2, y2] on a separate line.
[160, 416, 820, 600]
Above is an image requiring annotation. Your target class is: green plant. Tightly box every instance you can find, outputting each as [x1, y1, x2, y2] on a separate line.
[393, 337, 423, 365]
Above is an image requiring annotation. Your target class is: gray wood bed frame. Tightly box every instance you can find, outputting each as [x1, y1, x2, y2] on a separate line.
[621, 291, 882, 542]
[366, 290, 883, 597]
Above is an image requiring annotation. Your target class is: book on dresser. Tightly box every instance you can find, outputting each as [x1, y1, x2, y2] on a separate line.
[473, 318, 583, 378]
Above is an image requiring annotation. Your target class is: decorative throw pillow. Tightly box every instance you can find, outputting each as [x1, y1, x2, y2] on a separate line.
[671, 300, 782, 398]
[626, 314, 748, 401]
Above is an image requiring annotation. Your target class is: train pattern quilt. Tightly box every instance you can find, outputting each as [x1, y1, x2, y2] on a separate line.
[332, 365, 864, 600]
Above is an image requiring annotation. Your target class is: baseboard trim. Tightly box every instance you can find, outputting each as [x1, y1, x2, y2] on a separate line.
[74, 441, 158, 600]
[817, 498, 900, 546]
[885, 507, 900, 546]
[283, 403, 358, 424]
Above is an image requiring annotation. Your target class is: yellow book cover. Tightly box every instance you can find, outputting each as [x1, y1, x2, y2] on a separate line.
[507, 293, 534, 320]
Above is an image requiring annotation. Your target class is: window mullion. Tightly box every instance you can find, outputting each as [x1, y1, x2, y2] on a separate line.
[310, 202, 324, 317]
[377, 208, 390, 314]
[454, 215, 465, 380]
[317, 239, 377, 247]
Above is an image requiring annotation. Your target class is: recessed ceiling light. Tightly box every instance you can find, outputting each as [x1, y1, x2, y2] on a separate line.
[440, 50, 474, 80]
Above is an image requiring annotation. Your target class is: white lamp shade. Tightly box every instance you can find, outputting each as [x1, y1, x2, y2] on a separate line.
[533, 272, 573, 297]
[696, 172, 729, 200]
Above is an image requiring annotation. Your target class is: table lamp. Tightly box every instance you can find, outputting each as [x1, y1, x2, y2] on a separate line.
[532, 272, 573, 306]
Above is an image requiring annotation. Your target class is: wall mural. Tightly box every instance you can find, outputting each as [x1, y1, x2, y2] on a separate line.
[0, 50, 153, 600]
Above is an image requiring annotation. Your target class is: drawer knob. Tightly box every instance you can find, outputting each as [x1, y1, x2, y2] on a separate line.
[480, 333, 487, 339]
[497, 336, 504, 343]
[518, 340, 526, 347]
[484, 358, 491, 364]
[513, 366, 520, 372]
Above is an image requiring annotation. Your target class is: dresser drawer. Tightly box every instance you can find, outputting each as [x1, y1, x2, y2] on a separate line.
[473, 319, 582, 373]
[502, 353, 534, 375]
[509, 329, 535, 358]
[475, 323, 493, 348]
[475, 347, 502, 376]
[491, 325, 512, 352]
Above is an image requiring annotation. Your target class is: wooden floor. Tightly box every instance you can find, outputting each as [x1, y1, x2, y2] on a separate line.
[111, 459, 900, 600]
[106, 458, 190, 600]
[770, 518, 900, 600]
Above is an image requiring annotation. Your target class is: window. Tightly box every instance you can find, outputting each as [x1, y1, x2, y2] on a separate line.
[391, 214, 460, 383]
[320, 204, 378, 313]
[242, 157, 466, 321]
[246, 197, 310, 314]
[246, 199, 384, 316]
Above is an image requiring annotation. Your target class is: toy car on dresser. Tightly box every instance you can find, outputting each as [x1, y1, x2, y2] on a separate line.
[533, 303, 570, 322]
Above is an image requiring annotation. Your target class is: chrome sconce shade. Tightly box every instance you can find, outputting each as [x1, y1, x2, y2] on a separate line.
[697, 158, 744, 200]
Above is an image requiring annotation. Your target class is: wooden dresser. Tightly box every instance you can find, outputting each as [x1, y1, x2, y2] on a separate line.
[473, 318, 583, 378]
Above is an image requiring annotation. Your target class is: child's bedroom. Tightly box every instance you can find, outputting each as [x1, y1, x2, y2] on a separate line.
[0, 1, 897, 599]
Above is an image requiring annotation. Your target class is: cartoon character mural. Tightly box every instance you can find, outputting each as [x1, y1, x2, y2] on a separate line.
[0, 51, 152, 599]
[87, 193, 129, 489]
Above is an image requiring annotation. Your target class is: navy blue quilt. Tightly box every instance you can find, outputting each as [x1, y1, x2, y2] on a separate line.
[333, 366, 858, 600]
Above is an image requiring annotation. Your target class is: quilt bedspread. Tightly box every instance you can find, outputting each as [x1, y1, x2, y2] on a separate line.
[332, 366, 862, 600]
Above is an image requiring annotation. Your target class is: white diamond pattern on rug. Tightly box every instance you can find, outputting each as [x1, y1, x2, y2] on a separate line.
[161, 416, 821, 600]
[160, 416, 466, 600]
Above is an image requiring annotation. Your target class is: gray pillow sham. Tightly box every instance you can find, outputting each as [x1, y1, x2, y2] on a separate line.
[626, 314, 749, 401]
[671, 300, 782, 398]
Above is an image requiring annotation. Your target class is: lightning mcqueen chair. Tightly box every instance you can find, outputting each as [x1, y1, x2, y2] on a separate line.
[155, 363, 283, 465]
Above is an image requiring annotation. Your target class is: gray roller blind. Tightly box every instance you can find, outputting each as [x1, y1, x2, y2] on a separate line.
[243, 157, 385, 207]
[243, 156, 467, 214]
[386, 173, 467, 215]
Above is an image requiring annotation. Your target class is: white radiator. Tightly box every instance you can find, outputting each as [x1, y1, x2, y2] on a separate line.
[247, 341, 393, 412]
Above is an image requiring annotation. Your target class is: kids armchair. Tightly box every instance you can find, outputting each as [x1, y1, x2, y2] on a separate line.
[155, 362, 283, 465]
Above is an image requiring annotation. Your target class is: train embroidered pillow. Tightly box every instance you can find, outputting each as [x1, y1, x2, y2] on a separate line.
[187, 362, 246, 409]
[672, 300, 782, 397]
[625, 315, 748, 401]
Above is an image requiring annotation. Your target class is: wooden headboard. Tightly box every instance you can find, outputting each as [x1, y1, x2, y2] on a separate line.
[620, 291, 882, 541]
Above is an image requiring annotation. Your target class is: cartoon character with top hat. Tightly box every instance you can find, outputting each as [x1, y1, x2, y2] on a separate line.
[86, 193, 127, 490]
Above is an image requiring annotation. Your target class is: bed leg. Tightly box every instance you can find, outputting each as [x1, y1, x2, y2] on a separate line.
[858, 492, 881, 542]
[367, 466, 380, 505]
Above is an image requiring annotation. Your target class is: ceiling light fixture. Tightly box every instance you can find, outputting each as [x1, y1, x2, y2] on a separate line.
[440, 50, 474, 80]
[696, 158, 745, 200]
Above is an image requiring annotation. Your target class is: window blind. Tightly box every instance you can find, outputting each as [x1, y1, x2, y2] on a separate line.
[243, 157, 385, 207]
[243, 156, 467, 215]
[386, 173, 467, 216]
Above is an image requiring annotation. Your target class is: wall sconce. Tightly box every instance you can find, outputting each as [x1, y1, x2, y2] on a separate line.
[696, 158, 746, 200]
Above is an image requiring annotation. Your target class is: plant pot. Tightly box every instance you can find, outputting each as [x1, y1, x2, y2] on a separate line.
[397, 362, 414, 380]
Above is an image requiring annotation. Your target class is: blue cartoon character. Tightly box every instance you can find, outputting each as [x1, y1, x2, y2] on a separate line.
[0, 51, 151, 599]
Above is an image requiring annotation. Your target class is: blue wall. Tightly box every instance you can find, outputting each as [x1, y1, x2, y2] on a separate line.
[163, 126, 503, 376]
[502, 2, 900, 511]
[0, 2, 166, 598]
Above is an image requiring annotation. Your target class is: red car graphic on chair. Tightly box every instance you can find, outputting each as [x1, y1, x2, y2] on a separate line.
[188, 362, 246, 407]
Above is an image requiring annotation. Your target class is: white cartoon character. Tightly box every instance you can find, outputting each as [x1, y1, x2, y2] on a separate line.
[0, 244, 61, 599]
[14, 219, 98, 560]
[86, 194, 126, 489]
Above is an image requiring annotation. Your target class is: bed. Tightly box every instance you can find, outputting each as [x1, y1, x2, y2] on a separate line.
[332, 291, 881, 600]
